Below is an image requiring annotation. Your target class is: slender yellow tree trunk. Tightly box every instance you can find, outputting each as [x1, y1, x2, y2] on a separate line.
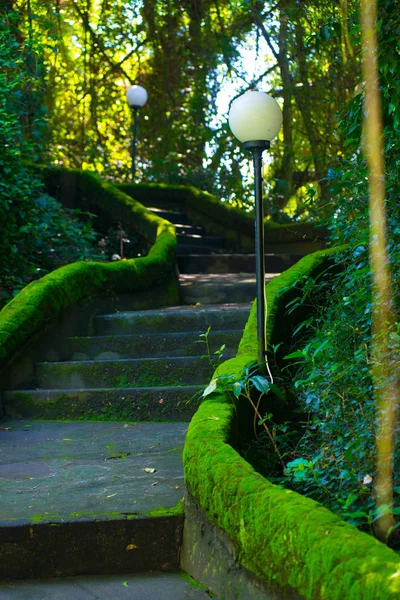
[360, 0, 399, 543]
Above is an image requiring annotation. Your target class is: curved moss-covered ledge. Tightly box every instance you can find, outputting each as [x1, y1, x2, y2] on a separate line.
[0, 169, 178, 374]
[119, 182, 328, 251]
[183, 247, 400, 599]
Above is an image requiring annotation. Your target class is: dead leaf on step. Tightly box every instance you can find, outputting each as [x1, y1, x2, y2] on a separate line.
[0, 427, 11, 431]
[175, 485, 180, 489]
[159, 399, 164, 404]
[152, 481, 158, 486]
[62, 438, 73, 441]
[126, 544, 138, 551]
[143, 468, 156, 473]
[106, 493, 117, 498]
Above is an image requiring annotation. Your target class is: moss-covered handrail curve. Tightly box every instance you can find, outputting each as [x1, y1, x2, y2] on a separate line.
[119, 182, 328, 250]
[0, 168, 177, 374]
[183, 247, 400, 599]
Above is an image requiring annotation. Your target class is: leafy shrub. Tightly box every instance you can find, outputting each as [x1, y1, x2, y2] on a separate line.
[0, 10, 106, 307]
[258, 0, 400, 541]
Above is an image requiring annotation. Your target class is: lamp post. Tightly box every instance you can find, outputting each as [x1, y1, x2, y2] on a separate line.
[228, 91, 282, 374]
[126, 85, 148, 182]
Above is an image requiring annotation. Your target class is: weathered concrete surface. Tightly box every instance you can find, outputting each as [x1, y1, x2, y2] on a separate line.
[0, 571, 221, 599]
[177, 254, 302, 274]
[0, 420, 186, 520]
[68, 330, 242, 360]
[180, 273, 277, 305]
[180, 494, 302, 600]
[5, 385, 202, 421]
[35, 355, 216, 389]
[95, 305, 250, 335]
[0, 421, 187, 578]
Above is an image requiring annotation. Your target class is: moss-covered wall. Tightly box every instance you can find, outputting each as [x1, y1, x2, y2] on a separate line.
[0, 168, 178, 379]
[119, 183, 328, 254]
[183, 248, 400, 599]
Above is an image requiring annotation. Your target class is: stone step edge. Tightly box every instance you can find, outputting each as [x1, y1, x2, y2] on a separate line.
[36, 355, 234, 368]
[0, 513, 184, 580]
[95, 305, 250, 319]
[68, 329, 244, 341]
[5, 385, 205, 394]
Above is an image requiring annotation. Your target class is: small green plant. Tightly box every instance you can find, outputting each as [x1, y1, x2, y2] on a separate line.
[197, 326, 226, 369]
[203, 364, 287, 467]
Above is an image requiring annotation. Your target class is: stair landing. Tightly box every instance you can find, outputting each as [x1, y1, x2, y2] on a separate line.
[0, 420, 187, 579]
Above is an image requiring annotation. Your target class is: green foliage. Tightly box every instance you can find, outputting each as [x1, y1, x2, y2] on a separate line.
[197, 326, 226, 370]
[274, 0, 400, 541]
[12, 0, 364, 219]
[0, 10, 109, 306]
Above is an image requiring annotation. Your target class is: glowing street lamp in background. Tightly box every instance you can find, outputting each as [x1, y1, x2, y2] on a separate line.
[228, 91, 282, 373]
[126, 85, 148, 182]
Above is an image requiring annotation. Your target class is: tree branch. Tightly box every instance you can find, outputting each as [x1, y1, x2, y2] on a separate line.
[72, 1, 133, 82]
[251, 12, 279, 60]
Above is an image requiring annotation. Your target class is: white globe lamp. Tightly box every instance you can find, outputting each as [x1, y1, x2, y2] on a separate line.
[126, 85, 148, 109]
[229, 91, 282, 144]
[126, 85, 148, 182]
[228, 91, 282, 373]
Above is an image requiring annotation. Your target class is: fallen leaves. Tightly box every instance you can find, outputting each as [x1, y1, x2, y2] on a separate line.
[143, 468, 156, 473]
[126, 544, 138, 551]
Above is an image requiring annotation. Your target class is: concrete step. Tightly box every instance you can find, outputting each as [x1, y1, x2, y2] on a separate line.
[178, 253, 302, 274]
[0, 420, 187, 579]
[176, 234, 226, 249]
[4, 385, 203, 421]
[148, 208, 190, 225]
[36, 356, 216, 389]
[179, 273, 277, 305]
[95, 305, 250, 336]
[175, 224, 204, 236]
[68, 330, 242, 360]
[0, 571, 220, 599]
[176, 245, 227, 255]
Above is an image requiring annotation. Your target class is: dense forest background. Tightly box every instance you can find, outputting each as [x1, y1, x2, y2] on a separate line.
[1, 0, 399, 544]
[1, 0, 367, 301]
[2, 0, 363, 208]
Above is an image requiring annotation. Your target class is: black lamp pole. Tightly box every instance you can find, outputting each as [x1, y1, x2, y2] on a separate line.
[131, 106, 139, 183]
[243, 139, 270, 375]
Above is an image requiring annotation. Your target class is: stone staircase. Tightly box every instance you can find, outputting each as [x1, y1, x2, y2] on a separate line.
[0, 202, 288, 595]
[148, 206, 298, 305]
[4, 305, 248, 423]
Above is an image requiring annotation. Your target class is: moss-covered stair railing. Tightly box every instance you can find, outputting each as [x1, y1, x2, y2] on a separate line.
[0, 167, 178, 387]
[120, 182, 328, 256]
[182, 247, 400, 600]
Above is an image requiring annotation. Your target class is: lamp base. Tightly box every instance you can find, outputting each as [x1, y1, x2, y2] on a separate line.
[243, 140, 270, 151]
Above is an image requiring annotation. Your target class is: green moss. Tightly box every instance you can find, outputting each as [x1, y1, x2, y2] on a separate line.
[7, 388, 196, 422]
[0, 167, 179, 375]
[146, 499, 184, 518]
[8, 501, 184, 525]
[183, 247, 400, 600]
[179, 572, 208, 592]
[119, 182, 327, 250]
